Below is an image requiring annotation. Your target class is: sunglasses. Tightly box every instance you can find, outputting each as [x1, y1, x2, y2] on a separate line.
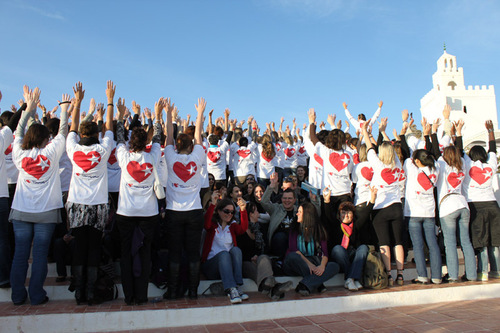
[222, 209, 235, 215]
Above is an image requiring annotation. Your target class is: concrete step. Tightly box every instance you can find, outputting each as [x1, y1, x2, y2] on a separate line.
[1, 280, 499, 333]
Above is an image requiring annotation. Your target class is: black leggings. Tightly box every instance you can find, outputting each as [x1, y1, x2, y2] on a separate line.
[372, 202, 404, 246]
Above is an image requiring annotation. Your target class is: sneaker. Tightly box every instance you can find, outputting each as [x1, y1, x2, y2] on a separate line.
[259, 276, 276, 294]
[354, 280, 363, 290]
[477, 273, 489, 282]
[431, 278, 442, 284]
[344, 278, 358, 291]
[295, 282, 310, 296]
[489, 271, 500, 279]
[270, 281, 293, 301]
[317, 283, 327, 293]
[461, 274, 474, 282]
[228, 288, 242, 304]
[411, 277, 429, 284]
[237, 286, 249, 301]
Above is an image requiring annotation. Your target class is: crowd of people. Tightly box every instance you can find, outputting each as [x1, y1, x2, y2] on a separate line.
[0, 83, 499, 306]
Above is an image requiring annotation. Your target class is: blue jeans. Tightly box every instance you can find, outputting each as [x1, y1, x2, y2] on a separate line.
[283, 252, 339, 291]
[0, 198, 10, 285]
[440, 208, 476, 280]
[202, 247, 243, 290]
[477, 246, 500, 274]
[408, 217, 442, 280]
[331, 244, 369, 280]
[10, 220, 56, 305]
[271, 231, 289, 260]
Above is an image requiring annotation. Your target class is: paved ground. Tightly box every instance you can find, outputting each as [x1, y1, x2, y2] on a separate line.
[114, 297, 500, 333]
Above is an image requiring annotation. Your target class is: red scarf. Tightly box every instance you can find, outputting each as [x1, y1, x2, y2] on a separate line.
[341, 222, 353, 249]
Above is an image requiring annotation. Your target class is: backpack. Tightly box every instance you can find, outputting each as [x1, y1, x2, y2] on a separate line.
[362, 245, 388, 290]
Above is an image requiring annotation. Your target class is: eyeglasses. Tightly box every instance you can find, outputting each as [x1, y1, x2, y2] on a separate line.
[283, 177, 294, 182]
[222, 209, 235, 215]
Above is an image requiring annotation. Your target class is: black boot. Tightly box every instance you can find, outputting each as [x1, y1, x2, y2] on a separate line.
[188, 262, 200, 299]
[163, 262, 180, 300]
[72, 265, 86, 305]
[86, 266, 98, 306]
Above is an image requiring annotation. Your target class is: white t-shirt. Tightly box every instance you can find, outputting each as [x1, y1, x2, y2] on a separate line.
[315, 142, 353, 196]
[4, 134, 18, 185]
[107, 146, 121, 193]
[0, 127, 14, 198]
[207, 223, 234, 260]
[256, 144, 277, 179]
[296, 142, 308, 167]
[66, 131, 115, 205]
[12, 134, 65, 212]
[58, 150, 72, 193]
[274, 141, 285, 168]
[352, 161, 372, 206]
[165, 145, 204, 211]
[283, 143, 299, 169]
[233, 142, 257, 177]
[207, 141, 229, 181]
[116, 142, 161, 217]
[199, 139, 209, 188]
[303, 135, 323, 190]
[367, 149, 402, 210]
[146, 144, 168, 187]
[403, 159, 439, 217]
[436, 157, 468, 217]
[463, 152, 497, 202]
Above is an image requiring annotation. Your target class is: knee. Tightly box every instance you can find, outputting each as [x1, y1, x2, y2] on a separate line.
[230, 246, 242, 258]
[331, 245, 346, 258]
[357, 244, 369, 255]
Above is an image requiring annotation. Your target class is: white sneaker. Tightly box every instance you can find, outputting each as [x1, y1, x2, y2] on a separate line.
[344, 278, 358, 291]
[237, 286, 249, 301]
[228, 287, 242, 304]
[477, 273, 489, 282]
[354, 280, 363, 290]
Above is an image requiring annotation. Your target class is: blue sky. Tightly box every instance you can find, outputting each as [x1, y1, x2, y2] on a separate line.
[1, 0, 499, 135]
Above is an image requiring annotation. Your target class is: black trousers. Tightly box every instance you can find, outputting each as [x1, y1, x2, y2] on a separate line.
[165, 209, 204, 265]
[117, 214, 158, 303]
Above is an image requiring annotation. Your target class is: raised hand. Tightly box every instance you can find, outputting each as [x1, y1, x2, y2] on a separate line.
[337, 120, 342, 129]
[322, 188, 331, 203]
[454, 119, 465, 135]
[378, 117, 388, 132]
[172, 105, 179, 121]
[144, 107, 152, 119]
[378, 100, 383, 108]
[224, 108, 230, 118]
[96, 103, 105, 120]
[211, 191, 219, 206]
[116, 97, 126, 120]
[196, 98, 207, 115]
[132, 100, 141, 115]
[72, 82, 85, 102]
[393, 128, 398, 139]
[443, 104, 451, 119]
[269, 172, 279, 189]
[10, 105, 17, 112]
[25, 87, 41, 113]
[432, 118, 441, 133]
[155, 97, 165, 117]
[37, 102, 47, 115]
[308, 108, 316, 124]
[106, 80, 116, 103]
[485, 120, 494, 131]
[402, 109, 409, 122]
[327, 114, 336, 127]
[342, 102, 348, 110]
[58, 93, 71, 113]
[88, 98, 96, 115]
[237, 197, 247, 211]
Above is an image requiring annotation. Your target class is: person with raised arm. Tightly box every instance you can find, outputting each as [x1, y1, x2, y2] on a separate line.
[114, 97, 162, 305]
[10, 86, 69, 305]
[429, 110, 476, 283]
[164, 98, 206, 300]
[343, 101, 383, 133]
[65, 81, 115, 305]
[361, 120, 405, 286]
[462, 120, 500, 281]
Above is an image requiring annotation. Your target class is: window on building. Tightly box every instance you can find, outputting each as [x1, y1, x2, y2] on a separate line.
[448, 81, 457, 90]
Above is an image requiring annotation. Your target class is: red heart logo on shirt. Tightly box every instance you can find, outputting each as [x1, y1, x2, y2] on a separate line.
[417, 172, 436, 191]
[469, 166, 493, 185]
[353, 153, 360, 165]
[284, 148, 295, 158]
[448, 172, 465, 188]
[127, 161, 153, 183]
[74, 151, 101, 172]
[22, 155, 50, 180]
[237, 150, 251, 158]
[207, 151, 221, 162]
[313, 153, 323, 167]
[4, 144, 12, 155]
[299, 146, 305, 154]
[329, 152, 350, 171]
[173, 161, 198, 182]
[381, 168, 399, 185]
[361, 167, 374, 181]
[108, 148, 117, 165]
[261, 152, 273, 163]
[145, 144, 152, 153]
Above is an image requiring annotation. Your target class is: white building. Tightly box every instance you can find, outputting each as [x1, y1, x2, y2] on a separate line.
[420, 50, 499, 149]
